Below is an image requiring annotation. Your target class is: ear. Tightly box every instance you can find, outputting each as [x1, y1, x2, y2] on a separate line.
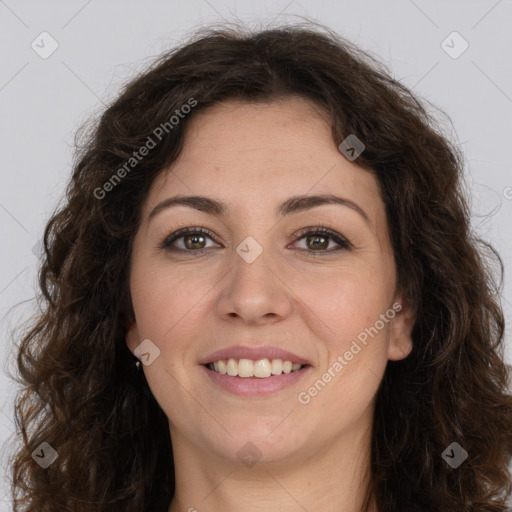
[387, 295, 416, 361]
[125, 317, 141, 355]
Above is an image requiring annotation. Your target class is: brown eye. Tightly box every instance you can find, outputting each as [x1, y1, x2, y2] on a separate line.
[304, 233, 330, 251]
[159, 226, 351, 257]
[293, 227, 351, 255]
[160, 227, 219, 254]
[183, 233, 207, 250]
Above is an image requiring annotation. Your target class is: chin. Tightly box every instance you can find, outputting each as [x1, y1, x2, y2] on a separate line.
[202, 424, 311, 467]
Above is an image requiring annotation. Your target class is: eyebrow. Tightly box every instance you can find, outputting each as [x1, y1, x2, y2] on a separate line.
[148, 193, 371, 226]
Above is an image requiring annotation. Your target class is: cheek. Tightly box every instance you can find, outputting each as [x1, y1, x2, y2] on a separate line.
[294, 265, 393, 396]
[130, 247, 395, 352]
[300, 319, 390, 425]
[296, 264, 393, 338]
[130, 260, 214, 339]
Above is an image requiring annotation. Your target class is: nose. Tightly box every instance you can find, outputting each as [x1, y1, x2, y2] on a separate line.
[215, 244, 293, 326]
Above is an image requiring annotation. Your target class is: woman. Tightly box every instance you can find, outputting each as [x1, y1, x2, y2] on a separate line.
[10, 22, 512, 511]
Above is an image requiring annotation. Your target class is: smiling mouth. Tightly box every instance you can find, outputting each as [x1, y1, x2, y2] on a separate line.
[205, 358, 307, 378]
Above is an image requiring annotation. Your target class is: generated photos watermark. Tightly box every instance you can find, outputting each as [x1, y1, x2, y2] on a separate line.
[297, 302, 402, 405]
[94, 97, 197, 200]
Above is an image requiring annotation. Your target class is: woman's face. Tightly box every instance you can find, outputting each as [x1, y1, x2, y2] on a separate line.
[126, 97, 415, 467]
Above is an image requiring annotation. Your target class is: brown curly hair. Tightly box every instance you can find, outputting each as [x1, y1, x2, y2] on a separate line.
[8, 21, 512, 512]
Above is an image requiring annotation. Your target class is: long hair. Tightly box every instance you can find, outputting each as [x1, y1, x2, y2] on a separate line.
[9, 22, 512, 511]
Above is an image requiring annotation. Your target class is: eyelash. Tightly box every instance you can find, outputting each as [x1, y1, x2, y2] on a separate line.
[158, 225, 351, 257]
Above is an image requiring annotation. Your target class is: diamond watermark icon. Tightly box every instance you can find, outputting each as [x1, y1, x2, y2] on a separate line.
[441, 31, 469, 59]
[237, 441, 262, 468]
[236, 236, 263, 264]
[31, 441, 58, 468]
[31, 238, 43, 259]
[134, 338, 161, 366]
[31, 31, 59, 59]
[441, 441, 468, 469]
[338, 134, 365, 161]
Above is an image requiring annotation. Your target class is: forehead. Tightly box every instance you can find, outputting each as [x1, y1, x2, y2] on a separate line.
[143, 97, 385, 236]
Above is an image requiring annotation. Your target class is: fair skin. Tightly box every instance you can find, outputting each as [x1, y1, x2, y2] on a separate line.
[126, 97, 415, 512]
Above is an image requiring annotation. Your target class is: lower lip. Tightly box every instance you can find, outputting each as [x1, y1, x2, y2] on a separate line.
[200, 364, 312, 397]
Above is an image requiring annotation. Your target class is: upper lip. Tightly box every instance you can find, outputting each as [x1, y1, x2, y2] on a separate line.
[199, 345, 312, 366]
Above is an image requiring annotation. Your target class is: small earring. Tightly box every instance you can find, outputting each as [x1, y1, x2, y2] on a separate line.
[135, 360, 141, 370]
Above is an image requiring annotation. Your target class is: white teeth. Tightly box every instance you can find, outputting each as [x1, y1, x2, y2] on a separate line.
[207, 358, 304, 378]
[271, 359, 282, 375]
[253, 358, 271, 378]
[218, 360, 227, 374]
[227, 358, 238, 376]
[238, 358, 253, 378]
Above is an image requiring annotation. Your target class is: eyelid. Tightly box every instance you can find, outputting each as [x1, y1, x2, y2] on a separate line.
[291, 226, 352, 253]
[158, 225, 219, 250]
[293, 226, 351, 244]
[158, 225, 352, 254]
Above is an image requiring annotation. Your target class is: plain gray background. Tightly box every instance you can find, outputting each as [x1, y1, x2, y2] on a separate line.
[1, 0, 511, 509]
